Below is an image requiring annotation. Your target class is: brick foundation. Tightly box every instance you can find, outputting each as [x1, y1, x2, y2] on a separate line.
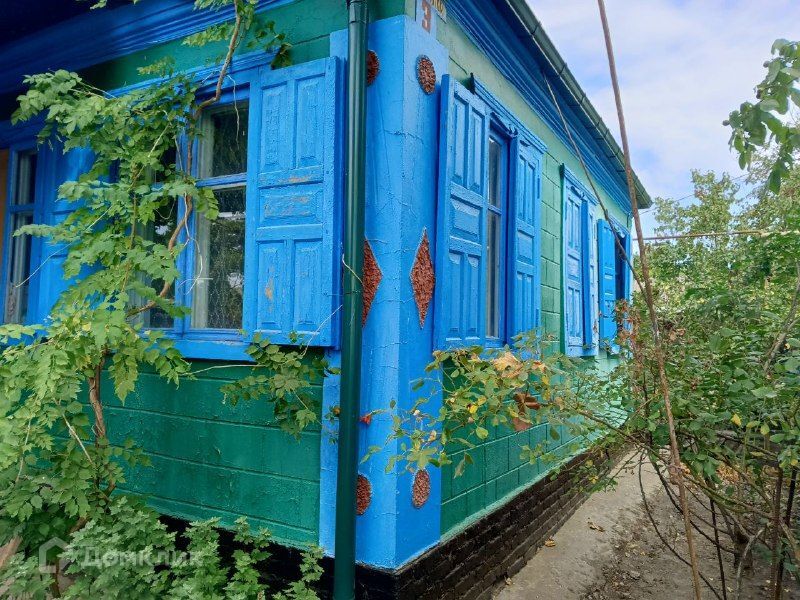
[352, 449, 602, 600]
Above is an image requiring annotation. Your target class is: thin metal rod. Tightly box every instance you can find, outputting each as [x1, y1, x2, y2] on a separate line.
[639, 229, 800, 242]
[595, 1, 703, 598]
[333, 1, 368, 599]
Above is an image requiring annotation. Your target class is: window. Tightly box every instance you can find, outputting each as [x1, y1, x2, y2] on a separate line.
[139, 98, 250, 344]
[151, 57, 343, 356]
[486, 132, 508, 342]
[562, 167, 598, 357]
[2, 150, 37, 325]
[436, 76, 545, 349]
[0, 56, 344, 359]
[191, 103, 248, 331]
[1, 143, 94, 326]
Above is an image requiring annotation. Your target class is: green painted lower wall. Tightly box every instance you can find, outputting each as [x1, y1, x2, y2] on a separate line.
[440, 422, 584, 536]
[438, 11, 626, 537]
[102, 362, 323, 547]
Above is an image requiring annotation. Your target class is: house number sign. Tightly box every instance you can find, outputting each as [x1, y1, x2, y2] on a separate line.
[417, 0, 446, 35]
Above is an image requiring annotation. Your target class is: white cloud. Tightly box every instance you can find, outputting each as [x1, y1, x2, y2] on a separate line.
[528, 0, 800, 231]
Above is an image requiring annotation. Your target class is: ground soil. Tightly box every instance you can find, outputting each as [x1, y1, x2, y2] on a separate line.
[583, 481, 800, 600]
[497, 455, 800, 600]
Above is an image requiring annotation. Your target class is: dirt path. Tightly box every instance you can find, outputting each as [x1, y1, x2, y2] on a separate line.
[496, 455, 800, 600]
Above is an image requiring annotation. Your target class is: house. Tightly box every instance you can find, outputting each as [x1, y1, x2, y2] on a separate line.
[0, 0, 650, 597]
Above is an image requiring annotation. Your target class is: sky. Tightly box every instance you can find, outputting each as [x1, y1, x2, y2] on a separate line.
[528, 0, 800, 235]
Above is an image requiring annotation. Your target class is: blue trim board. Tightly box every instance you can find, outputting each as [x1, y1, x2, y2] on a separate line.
[0, 0, 295, 96]
[562, 165, 598, 207]
[446, 0, 636, 215]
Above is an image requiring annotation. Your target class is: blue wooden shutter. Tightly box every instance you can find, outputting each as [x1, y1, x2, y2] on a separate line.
[435, 76, 490, 348]
[564, 189, 584, 354]
[623, 231, 632, 302]
[34, 145, 94, 320]
[248, 57, 342, 346]
[510, 141, 540, 336]
[597, 219, 617, 349]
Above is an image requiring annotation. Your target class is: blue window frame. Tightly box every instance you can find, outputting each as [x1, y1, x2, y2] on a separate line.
[0, 135, 93, 328]
[161, 57, 344, 359]
[126, 85, 255, 360]
[436, 76, 546, 349]
[562, 166, 598, 357]
[173, 95, 251, 351]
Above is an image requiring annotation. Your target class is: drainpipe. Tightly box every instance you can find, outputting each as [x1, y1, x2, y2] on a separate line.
[334, 1, 368, 599]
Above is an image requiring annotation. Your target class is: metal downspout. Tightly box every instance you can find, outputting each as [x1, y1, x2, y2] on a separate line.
[334, 1, 368, 599]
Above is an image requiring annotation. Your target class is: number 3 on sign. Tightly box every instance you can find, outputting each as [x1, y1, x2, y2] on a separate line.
[419, 0, 433, 34]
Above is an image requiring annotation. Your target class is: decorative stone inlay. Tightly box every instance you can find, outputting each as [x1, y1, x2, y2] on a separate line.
[356, 474, 372, 516]
[362, 240, 382, 326]
[367, 50, 380, 86]
[512, 392, 540, 432]
[417, 55, 436, 95]
[412, 470, 431, 508]
[411, 229, 435, 328]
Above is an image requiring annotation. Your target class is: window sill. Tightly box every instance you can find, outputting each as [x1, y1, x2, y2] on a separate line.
[171, 338, 254, 362]
[566, 346, 599, 358]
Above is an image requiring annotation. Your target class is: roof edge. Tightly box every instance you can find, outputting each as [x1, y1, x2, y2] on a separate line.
[505, 0, 652, 209]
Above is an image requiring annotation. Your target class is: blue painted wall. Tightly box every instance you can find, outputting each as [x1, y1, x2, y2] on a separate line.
[327, 14, 449, 569]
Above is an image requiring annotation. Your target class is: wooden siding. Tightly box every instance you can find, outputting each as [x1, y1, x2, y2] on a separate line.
[103, 362, 323, 547]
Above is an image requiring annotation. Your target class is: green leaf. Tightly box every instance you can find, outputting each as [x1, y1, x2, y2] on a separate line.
[752, 386, 777, 399]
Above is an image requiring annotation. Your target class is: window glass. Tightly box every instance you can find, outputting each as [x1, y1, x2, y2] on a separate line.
[5, 213, 33, 324]
[12, 152, 36, 206]
[4, 150, 37, 324]
[142, 202, 178, 329]
[486, 135, 505, 339]
[144, 146, 178, 185]
[198, 105, 249, 179]
[191, 187, 245, 330]
[614, 230, 630, 304]
[488, 138, 501, 208]
[190, 100, 249, 331]
[486, 211, 501, 337]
